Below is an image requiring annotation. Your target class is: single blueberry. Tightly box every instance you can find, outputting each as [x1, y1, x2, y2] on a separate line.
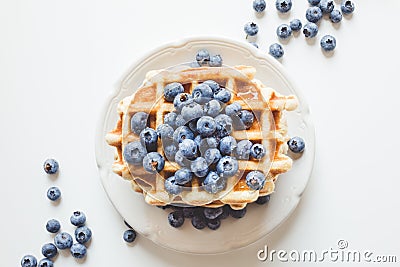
[174, 168, 193, 185]
[156, 124, 174, 140]
[163, 111, 178, 127]
[214, 114, 233, 138]
[225, 102, 242, 117]
[308, 0, 321, 6]
[253, 0, 266, 12]
[123, 229, 136, 243]
[178, 139, 198, 159]
[168, 210, 185, 228]
[191, 214, 207, 230]
[303, 22, 318, 38]
[207, 219, 221, 230]
[209, 54, 223, 67]
[269, 43, 284, 59]
[246, 171, 266, 190]
[75, 226, 92, 244]
[256, 195, 271, 205]
[330, 9, 342, 23]
[54, 232, 73, 249]
[181, 102, 204, 121]
[163, 82, 184, 102]
[276, 24, 292, 39]
[70, 243, 87, 259]
[139, 127, 158, 152]
[41, 243, 57, 259]
[216, 156, 239, 178]
[192, 83, 213, 104]
[213, 88, 232, 103]
[219, 136, 237, 155]
[46, 219, 61, 233]
[236, 140, 253, 160]
[290, 19, 302, 31]
[238, 110, 254, 129]
[306, 6, 323, 23]
[21, 255, 37, 267]
[164, 176, 183, 195]
[173, 93, 193, 112]
[173, 126, 194, 144]
[203, 207, 223, 220]
[43, 159, 59, 174]
[196, 49, 210, 65]
[203, 99, 221, 117]
[341, 0, 355, 14]
[229, 206, 247, 219]
[275, 0, 292, 13]
[38, 258, 53, 267]
[202, 171, 226, 194]
[250, 143, 267, 160]
[202, 80, 220, 93]
[244, 22, 259, 36]
[197, 116, 217, 137]
[190, 157, 209, 177]
[143, 152, 165, 173]
[123, 141, 147, 165]
[204, 148, 222, 165]
[288, 136, 305, 153]
[46, 186, 61, 201]
[130, 112, 148, 135]
[320, 34, 336, 51]
[319, 0, 334, 14]
[70, 211, 86, 226]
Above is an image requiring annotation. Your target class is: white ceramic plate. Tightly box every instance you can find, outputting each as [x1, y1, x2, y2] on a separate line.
[95, 36, 315, 254]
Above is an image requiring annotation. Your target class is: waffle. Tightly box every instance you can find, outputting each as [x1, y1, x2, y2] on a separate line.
[106, 65, 298, 210]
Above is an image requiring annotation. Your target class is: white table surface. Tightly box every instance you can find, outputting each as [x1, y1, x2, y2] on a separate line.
[1, 0, 400, 266]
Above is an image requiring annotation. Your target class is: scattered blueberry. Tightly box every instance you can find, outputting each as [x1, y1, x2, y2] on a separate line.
[21, 255, 37, 267]
[46, 186, 61, 201]
[209, 54, 223, 67]
[123, 229, 137, 243]
[290, 19, 302, 31]
[143, 152, 165, 173]
[38, 258, 53, 267]
[192, 84, 213, 104]
[163, 111, 178, 127]
[196, 49, 210, 65]
[41, 243, 57, 259]
[269, 43, 284, 59]
[207, 219, 221, 230]
[253, 0, 266, 12]
[238, 110, 254, 129]
[202, 171, 226, 194]
[181, 102, 204, 122]
[168, 210, 185, 228]
[70, 211, 86, 227]
[306, 6, 323, 23]
[203, 99, 221, 117]
[213, 88, 232, 103]
[219, 136, 237, 155]
[156, 124, 174, 140]
[225, 102, 242, 117]
[75, 226, 92, 244]
[288, 136, 305, 153]
[330, 9, 342, 23]
[123, 141, 147, 165]
[341, 0, 355, 14]
[216, 156, 239, 178]
[236, 140, 253, 160]
[70, 243, 87, 259]
[163, 82, 184, 102]
[275, 0, 292, 13]
[173, 93, 193, 112]
[43, 159, 59, 174]
[54, 232, 73, 249]
[204, 148, 222, 165]
[244, 22, 259, 37]
[130, 112, 148, 135]
[191, 157, 209, 177]
[319, 0, 334, 14]
[303, 22, 318, 38]
[276, 24, 292, 39]
[46, 219, 61, 233]
[203, 207, 223, 220]
[250, 143, 266, 160]
[256, 195, 271, 205]
[173, 126, 194, 144]
[174, 168, 193, 185]
[139, 127, 158, 152]
[320, 34, 336, 51]
[229, 206, 247, 218]
[308, 0, 321, 6]
[197, 116, 216, 137]
[246, 171, 266, 190]
[191, 214, 207, 230]
[164, 176, 183, 195]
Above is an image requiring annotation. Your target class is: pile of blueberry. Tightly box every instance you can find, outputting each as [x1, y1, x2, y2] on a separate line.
[246, 0, 356, 58]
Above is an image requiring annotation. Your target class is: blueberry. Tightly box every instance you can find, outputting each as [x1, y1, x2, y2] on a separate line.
[250, 143, 266, 160]
[168, 210, 185, 228]
[54, 232, 73, 249]
[214, 114, 233, 138]
[139, 127, 158, 152]
[164, 111, 178, 127]
[330, 9, 342, 23]
[204, 148, 222, 165]
[70, 243, 87, 259]
[288, 136, 305, 153]
[319, 0, 334, 14]
[46, 186, 61, 201]
[207, 219, 221, 230]
[308, 0, 321, 6]
[38, 258, 53, 267]
[203, 207, 223, 220]
[123, 229, 136, 243]
[190, 157, 209, 177]
[236, 140, 253, 160]
[320, 35, 336, 51]
[202, 171, 226, 194]
[253, 0, 266, 12]
[218, 205, 230, 219]
[192, 84, 213, 104]
[46, 219, 61, 233]
[75, 226, 92, 244]
[209, 54, 223, 67]
[269, 43, 284, 59]
[130, 112, 148, 135]
[163, 143, 177, 161]
[181, 102, 204, 121]
[216, 156, 239, 178]
[250, 42, 259, 48]
[213, 88, 231, 103]
[290, 19, 302, 32]
[43, 159, 59, 174]
[21, 255, 37, 267]
[203, 99, 221, 117]
[175, 150, 190, 168]
[256, 195, 271, 205]
[341, 0, 355, 14]
[174, 168, 193, 185]
[164, 175, 183, 195]
[275, 0, 292, 13]
[197, 116, 216, 137]
[225, 102, 242, 117]
[163, 82, 184, 102]
[303, 22, 318, 38]
[306, 6, 323, 23]
[244, 22, 259, 37]
[196, 49, 210, 65]
[199, 137, 219, 155]
[173, 93, 193, 112]
[143, 152, 165, 173]
[276, 24, 292, 39]
[70, 211, 86, 226]
[178, 139, 197, 159]
[191, 214, 207, 230]
[175, 114, 186, 127]
[202, 80, 220, 93]
[41, 243, 57, 259]
[156, 124, 174, 140]
[238, 110, 254, 129]
[229, 206, 247, 219]
[123, 141, 147, 165]
[219, 136, 237, 155]
[246, 171, 266, 190]
[173, 126, 194, 144]
[182, 207, 196, 218]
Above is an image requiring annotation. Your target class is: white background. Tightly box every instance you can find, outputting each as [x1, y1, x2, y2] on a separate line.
[1, 0, 400, 266]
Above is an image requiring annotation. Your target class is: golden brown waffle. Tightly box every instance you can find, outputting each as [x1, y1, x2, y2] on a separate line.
[106, 65, 298, 210]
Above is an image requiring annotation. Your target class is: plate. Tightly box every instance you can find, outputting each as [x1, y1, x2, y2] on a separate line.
[95, 36, 315, 254]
